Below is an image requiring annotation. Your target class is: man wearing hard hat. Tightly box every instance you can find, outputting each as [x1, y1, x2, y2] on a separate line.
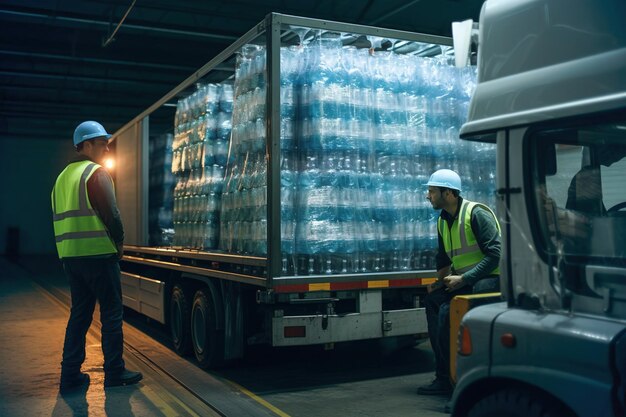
[417, 169, 501, 396]
[51, 121, 142, 392]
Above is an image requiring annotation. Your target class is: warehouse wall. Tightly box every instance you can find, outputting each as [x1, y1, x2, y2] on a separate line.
[1, 138, 74, 255]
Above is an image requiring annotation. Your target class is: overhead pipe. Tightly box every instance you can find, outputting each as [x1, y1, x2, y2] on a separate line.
[0, 49, 193, 71]
[0, 9, 238, 42]
[0, 70, 173, 86]
[368, 0, 423, 25]
[102, 0, 137, 47]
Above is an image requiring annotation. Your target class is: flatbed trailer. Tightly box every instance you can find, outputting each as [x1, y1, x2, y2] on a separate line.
[112, 13, 495, 368]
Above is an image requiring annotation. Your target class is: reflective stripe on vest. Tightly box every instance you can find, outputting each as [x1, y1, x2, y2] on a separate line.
[51, 160, 117, 258]
[437, 200, 500, 275]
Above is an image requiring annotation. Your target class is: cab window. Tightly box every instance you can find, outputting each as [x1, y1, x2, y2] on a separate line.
[530, 122, 626, 267]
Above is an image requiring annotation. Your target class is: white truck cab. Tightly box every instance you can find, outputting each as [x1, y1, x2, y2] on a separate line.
[451, 0, 626, 416]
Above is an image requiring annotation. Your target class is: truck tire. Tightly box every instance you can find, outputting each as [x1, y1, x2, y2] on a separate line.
[191, 288, 225, 368]
[170, 285, 192, 356]
[467, 388, 570, 417]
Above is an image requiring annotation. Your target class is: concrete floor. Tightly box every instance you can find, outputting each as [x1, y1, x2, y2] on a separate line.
[0, 256, 450, 417]
[0, 257, 223, 417]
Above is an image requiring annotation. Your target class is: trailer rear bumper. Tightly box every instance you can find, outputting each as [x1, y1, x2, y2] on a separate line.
[272, 307, 427, 346]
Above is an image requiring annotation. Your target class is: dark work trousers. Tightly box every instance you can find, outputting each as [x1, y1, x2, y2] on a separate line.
[423, 277, 499, 382]
[60, 256, 125, 377]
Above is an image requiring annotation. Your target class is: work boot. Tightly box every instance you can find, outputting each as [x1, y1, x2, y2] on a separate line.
[60, 372, 90, 394]
[104, 368, 143, 388]
[416, 377, 452, 395]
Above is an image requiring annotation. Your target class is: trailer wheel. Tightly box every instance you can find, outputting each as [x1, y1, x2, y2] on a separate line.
[467, 388, 571, 417]
[170, 285, 192, 356]
[191, 288, 224, 368]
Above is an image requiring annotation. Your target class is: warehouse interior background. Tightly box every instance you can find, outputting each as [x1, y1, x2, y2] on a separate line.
[0, 0, 485, 255]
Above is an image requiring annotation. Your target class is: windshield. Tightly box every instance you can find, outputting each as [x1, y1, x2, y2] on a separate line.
[530, 120, 626, 267]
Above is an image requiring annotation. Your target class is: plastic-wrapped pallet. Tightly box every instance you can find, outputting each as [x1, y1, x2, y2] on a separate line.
[216, 38, 494, 275]
[220, 45, 269, 256]
[149, 133, 175, 246]
[171, 82, 233, 249]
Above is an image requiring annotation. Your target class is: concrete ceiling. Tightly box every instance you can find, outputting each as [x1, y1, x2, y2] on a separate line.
[0, 0, 485, 141]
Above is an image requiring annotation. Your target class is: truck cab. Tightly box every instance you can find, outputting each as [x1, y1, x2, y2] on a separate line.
[451, 1, 626, 416]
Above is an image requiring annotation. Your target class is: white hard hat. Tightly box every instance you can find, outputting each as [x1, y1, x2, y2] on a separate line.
[426, 169, 462, 192]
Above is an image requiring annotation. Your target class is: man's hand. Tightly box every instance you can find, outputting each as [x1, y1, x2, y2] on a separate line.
[443, 275, 466, 292]
[427, 280, 444, 293]
[116, 242, 124, 260]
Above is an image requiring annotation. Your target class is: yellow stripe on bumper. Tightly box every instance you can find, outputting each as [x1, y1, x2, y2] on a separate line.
[367, 280, 389, 288]
[309, 282, 331, 291]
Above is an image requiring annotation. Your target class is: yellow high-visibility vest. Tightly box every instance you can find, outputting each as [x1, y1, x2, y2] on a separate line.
[437, 199, 500, 275]
[51, 160, 117, 258]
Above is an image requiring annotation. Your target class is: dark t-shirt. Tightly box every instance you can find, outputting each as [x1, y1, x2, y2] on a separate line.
[565, 166, 606, 215]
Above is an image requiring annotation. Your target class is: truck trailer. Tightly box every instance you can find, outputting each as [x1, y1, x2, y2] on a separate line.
[450, 0, 626, 416]
[110, 13, 497, 368]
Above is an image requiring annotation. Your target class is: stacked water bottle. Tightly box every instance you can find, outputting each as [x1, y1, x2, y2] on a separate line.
[171, 82, 233, 249]
[277, 38, 496, 275]
[219, 45, 269, 255]
[148, 133, 175, 246]
[187, 39, 496, 273]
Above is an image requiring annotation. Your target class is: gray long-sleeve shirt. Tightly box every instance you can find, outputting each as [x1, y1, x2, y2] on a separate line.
[71, 156, 124, 246]
[435, 197, 501, 286]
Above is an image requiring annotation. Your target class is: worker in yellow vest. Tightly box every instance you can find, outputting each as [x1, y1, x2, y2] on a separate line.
[417, 169, 501, 396]
[51, 120, 142, 393]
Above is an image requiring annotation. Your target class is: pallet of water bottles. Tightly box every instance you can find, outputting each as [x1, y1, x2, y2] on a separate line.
[159, 14, 496, 277]
[148, 133, 175, 246]
[170, 82, 233, 250]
